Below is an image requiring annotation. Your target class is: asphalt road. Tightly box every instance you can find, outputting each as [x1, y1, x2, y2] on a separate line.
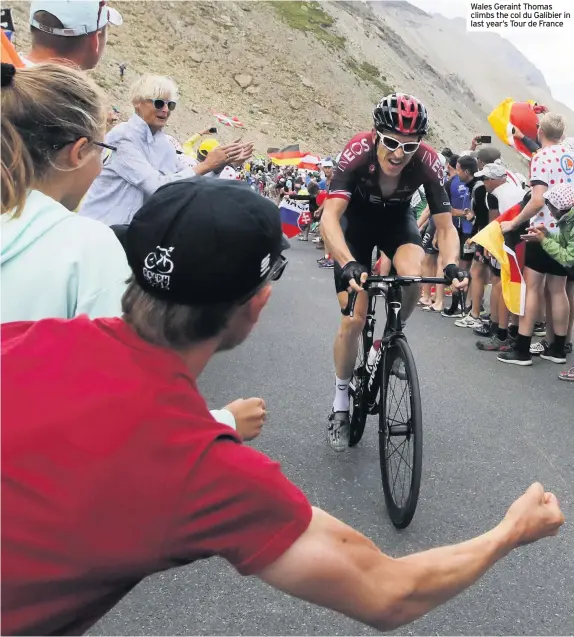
[90, 240, 574, 636]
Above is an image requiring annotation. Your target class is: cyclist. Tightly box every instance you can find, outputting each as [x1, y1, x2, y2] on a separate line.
[321, 93, 468, 450]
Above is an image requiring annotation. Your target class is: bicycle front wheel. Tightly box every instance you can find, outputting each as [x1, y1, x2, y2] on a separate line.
[379, 337, 423, 528]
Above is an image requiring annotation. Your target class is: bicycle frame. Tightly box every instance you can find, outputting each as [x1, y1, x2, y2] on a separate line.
[346, 276, 447, 412]
[362, 284, 405, 412]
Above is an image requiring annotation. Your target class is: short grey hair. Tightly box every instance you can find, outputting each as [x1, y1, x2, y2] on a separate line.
[129, 74, 179, 105]
[539, 113, 565, 142]
[121, 277, 236, 350]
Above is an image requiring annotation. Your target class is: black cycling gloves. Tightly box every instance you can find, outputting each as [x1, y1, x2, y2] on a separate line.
[340, 261, 369, 290]
[443, 263, 468, 284]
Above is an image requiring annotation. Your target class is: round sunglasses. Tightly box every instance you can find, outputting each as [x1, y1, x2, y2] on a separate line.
[150, 99, 177, 112]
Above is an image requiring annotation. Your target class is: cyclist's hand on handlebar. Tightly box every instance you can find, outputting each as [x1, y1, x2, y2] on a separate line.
[444, 263, 469, 292]
[341, 261, 369, 293]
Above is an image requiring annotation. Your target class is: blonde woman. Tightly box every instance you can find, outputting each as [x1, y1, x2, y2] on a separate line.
[79, 74, 243, 225]
[0, 62, 130, 322]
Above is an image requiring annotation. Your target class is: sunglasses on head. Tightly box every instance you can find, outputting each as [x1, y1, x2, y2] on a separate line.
[377, 131, 420, 154]
[238, 254, 289, 305]
[151, 99, 177, 111]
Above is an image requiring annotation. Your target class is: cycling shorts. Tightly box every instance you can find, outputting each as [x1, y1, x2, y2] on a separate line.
[334, 204, 422, 293]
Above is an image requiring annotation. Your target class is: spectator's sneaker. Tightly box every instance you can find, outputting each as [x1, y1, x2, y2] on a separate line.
[441, 306, 463, 318]
[565, 342, 573, 354]
[315, 241, 325, 250]
[476, 335, 508, 351]
[312, 237, 322, 243]
[455, 313, 482, 329]
[533, 322, 546, 337]
[327, 411, 350, 451]
[540, 345, 567, 364]
[497, 350, 532, 366]
[558, 366, 574, 382]
[318, 258, 334, 269]
[473, 322, 492, 337]
[529, 340, 548, 356]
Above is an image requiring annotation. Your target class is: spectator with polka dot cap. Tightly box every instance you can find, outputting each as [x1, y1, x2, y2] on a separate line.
[497, 113, 571, 367]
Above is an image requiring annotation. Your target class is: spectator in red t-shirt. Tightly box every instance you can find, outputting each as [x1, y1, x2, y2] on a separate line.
[1, 179, 564, 636]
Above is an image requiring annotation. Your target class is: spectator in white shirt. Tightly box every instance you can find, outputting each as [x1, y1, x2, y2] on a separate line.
[79, 75, 243, 225]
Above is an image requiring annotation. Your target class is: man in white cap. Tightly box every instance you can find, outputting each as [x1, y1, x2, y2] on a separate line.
[21, 0, 122, 70]
[473, 162, 525, 352]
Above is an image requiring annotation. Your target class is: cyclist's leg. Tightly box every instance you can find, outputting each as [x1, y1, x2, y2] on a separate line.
[382, 208, 425, 323]
[328, 215, 375, 450]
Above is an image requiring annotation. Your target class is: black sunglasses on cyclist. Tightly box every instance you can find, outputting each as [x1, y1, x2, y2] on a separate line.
[377, 131, 420, 155]
[151, 99, 177, 111]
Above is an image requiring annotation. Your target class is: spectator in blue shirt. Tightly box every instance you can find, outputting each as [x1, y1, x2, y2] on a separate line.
[79, 75, 240, 225]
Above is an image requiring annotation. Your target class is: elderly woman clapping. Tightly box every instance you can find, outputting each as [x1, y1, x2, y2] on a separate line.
[80, 75, 243, 225]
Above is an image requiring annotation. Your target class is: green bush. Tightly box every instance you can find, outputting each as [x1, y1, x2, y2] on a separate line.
[270, 1, 346, 50]
[345, 57, 393, 95]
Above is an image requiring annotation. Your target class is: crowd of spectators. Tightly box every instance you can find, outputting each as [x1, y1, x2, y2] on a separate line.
[414, 123, 574, 381]
[0, 1, 567, 634]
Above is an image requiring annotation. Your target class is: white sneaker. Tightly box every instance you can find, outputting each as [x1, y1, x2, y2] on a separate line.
[312, 237, 322, 243]
[454, 313, 482, 329]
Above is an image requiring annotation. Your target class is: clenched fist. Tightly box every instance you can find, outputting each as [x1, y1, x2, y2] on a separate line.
[501, 483, 564, 548]
[225, 397, 267, 441]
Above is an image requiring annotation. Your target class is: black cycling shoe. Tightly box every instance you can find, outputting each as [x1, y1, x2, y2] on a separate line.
[327, 411, 350, 452]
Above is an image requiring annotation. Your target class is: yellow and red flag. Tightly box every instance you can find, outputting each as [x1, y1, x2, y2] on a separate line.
[473, 205, 526, 316]
[488, 98, 546, 161]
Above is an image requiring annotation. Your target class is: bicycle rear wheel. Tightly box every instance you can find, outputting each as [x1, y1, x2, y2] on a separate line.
[348, 331, 369, 447]
[379, 337, 423, 528]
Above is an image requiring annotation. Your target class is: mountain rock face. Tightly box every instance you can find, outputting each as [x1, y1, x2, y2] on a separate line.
[11, 1, 572, 170]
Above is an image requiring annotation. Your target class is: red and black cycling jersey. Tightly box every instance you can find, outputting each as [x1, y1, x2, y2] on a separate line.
[327, 131, 451, 216]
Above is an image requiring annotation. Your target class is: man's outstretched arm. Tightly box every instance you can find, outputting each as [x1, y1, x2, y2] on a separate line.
[258, 484, 563, 632]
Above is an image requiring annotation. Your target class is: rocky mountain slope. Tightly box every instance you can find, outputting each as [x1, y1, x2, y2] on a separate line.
[11, 1, 573, 170]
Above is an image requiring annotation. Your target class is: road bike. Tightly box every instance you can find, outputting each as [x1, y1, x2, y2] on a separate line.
[343, 275, 448, 528]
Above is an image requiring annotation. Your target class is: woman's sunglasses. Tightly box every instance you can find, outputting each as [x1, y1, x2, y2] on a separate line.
[151, 99, 177, 112]
[53, 139, 117, 156]
[377, 131, 420, 155]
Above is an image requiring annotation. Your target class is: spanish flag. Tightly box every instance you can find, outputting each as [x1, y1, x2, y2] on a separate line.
[268, 144, 305, 166]
[473, 205, 526, 316]
[1, 30, 24, 68]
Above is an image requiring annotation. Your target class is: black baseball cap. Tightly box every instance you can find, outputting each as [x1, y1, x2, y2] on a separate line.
[125, 178, 289, 305]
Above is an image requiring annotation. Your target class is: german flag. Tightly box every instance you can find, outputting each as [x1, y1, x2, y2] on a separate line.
[268, 144, 305, 166]
[473, 205, 526, 316]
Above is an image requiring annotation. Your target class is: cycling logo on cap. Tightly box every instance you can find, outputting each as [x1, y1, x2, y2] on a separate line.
[143, 246, 174, 290]
[260, 253, 271, 278]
